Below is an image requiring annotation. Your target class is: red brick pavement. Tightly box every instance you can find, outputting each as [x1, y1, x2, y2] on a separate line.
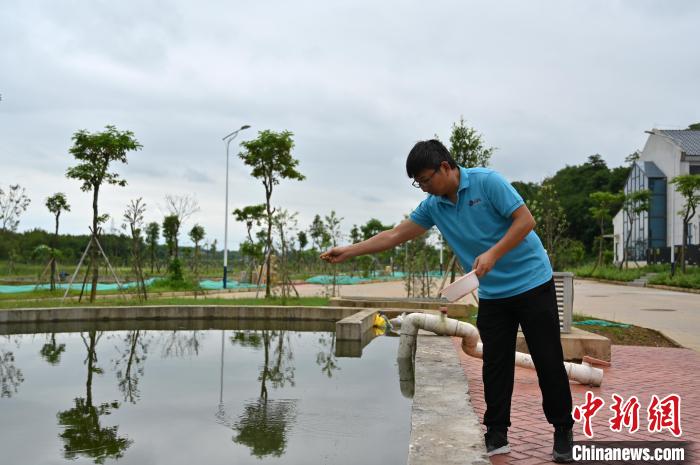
[453, 339, 699, 464]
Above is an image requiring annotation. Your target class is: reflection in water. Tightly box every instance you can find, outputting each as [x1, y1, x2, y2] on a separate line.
[222, 329, 298, 458]
[160, 330, 204, 358]
[233, 398, 297, 458]
[397, 334, 416, 399]
[40, 333, 66, 365]
[1, 335, 24, 398]
[0, 323, 410, 465]
[112, 330, 151, 404]
[316, 332, 340, 378]
[57, 331, 132, 463]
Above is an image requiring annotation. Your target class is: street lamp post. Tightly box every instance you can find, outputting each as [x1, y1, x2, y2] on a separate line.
[222, 124, 251, 289]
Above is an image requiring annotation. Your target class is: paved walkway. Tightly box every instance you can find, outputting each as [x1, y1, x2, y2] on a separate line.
[210, 278, 700, 350]
[454, 341, 700, 464]
[573, 279, 700, 351]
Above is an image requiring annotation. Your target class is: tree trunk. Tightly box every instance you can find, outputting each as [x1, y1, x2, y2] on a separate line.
[50, 213, 59, 291]
[89, 188, 100, 303]
[681, 219, 689, 274]
[265, 193, 273, 299]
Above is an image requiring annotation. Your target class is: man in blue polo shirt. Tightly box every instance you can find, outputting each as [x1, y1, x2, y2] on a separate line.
[321, 140, 574, 463]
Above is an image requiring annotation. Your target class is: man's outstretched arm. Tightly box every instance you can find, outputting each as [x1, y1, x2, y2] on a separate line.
[320, 219, 427, 263]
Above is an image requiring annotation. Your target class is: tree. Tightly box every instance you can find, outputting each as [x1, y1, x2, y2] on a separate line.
[0, 184, 31, 232]
[65, 125, 141, 302]
[45, 193, 70, 290]
[273, 209, 299, 299]
[239, 130, 305, 298]
[188, 224, 205, 275]
[161, 215, 180, 260]
[308, 214, 330, 251]
[349, 225, 361, 244]
[549, 154, 629, 252]
[449, 116, 496, 168]
[323, 211, 343, 297]
[163, 194, 200, 258]
[670, 174, 700, 273]
[144, 222, 160, 274]
[687, 123, 700, 130]
[619, 190, 651, 269]
[511, 181, 540, 205]
[589, 191, 624, 271]
[530, 181, 568, 269]
[233, 205, 266, 283]
[296, 231, 308, 251]
[122, 198, 148, 301]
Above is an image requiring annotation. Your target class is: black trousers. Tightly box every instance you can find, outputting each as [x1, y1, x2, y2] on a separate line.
[476, 278, 574, 430]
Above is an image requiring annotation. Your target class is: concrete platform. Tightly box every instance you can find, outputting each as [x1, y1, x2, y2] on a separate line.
[408, 334, 490, 465]
[516, 326, 611, 362]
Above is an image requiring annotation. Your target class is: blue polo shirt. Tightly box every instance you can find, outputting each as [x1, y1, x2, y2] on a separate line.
[409, 166, 552, 299]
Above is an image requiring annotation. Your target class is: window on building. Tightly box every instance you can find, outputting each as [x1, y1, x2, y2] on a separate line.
[690, 164, 700, 175]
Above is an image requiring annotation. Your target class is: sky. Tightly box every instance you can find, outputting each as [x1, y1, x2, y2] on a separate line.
[1, 0, 699, 250]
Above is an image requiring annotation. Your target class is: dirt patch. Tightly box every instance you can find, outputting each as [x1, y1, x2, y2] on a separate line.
[574, 324, 680, 348]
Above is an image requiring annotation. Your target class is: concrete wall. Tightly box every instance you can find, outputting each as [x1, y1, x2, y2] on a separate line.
[0, 305, 360, 325]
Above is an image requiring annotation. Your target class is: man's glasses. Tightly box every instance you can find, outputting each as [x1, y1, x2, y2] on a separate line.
[411, 168, 439, 188]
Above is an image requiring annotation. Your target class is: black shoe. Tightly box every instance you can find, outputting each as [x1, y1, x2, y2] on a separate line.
[552, 426, 574, 463]
[484, 428, 510, 456]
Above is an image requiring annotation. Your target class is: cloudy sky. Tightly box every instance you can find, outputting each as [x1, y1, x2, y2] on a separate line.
[1, 0, 698, 249]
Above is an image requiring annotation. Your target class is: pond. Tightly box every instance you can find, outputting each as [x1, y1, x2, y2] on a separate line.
[0, 320, 412, 465]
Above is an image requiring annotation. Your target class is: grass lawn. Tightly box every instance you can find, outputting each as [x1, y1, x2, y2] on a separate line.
[648, 267, 700, 289]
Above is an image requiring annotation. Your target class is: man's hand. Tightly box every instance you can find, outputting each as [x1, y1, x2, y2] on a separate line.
[473, 250, 497, 277]
[320, 246, 354, 264]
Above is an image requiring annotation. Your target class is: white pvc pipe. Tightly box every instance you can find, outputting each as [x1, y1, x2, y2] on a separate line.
[391, 312, 603, 387]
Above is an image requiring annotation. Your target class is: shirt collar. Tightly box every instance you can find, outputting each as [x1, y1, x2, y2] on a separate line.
[436, 166, 469, 205]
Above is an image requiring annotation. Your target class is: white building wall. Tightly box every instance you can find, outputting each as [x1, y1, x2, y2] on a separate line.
[612, 209, 624, 263]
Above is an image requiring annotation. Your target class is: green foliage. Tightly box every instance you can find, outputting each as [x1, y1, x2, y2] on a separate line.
[308, 214, 330, 250]
[547, 155, 629, 251]
[145, 222, 159, 273]
[687, 123, 700, 130]
[569, 264, 645, 282]
[238, 129, 305, 298]
[238, 130, 305, 190]
[511, 181, 540, 205]
[449, 116, 495, 168]
[530, 181, 568, 269]
[45, 193, 70, 234]
[648, 267, 700, 289]
[296, 231, 308, 250]
[349, 225, 361, 244]
[188, 224, 205, 244]
[670, 174, 700, 272]
[162, 215, 180, 259]
[556, 239, 586, 269]
[65, 125, 141, 193]
[589, 190, 624, 270]
[166, 258, 184, 283]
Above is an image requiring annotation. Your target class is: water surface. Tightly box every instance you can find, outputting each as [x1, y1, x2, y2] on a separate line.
[0, 320, 411, 465]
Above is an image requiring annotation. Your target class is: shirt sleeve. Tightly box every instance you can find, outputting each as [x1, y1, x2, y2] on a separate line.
[483, 171, 524, 218]
[409, 198, 435, 229]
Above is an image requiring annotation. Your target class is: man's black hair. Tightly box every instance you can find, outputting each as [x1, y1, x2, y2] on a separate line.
[406, 139, 458, 178]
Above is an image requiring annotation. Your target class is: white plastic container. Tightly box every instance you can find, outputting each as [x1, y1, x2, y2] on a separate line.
[440, 270, 479, 302]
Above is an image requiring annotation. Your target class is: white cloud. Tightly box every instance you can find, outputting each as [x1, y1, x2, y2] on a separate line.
[1, 0, 699, 250]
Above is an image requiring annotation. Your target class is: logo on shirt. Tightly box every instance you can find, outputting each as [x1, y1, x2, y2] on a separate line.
[468, 198, 482, 207]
